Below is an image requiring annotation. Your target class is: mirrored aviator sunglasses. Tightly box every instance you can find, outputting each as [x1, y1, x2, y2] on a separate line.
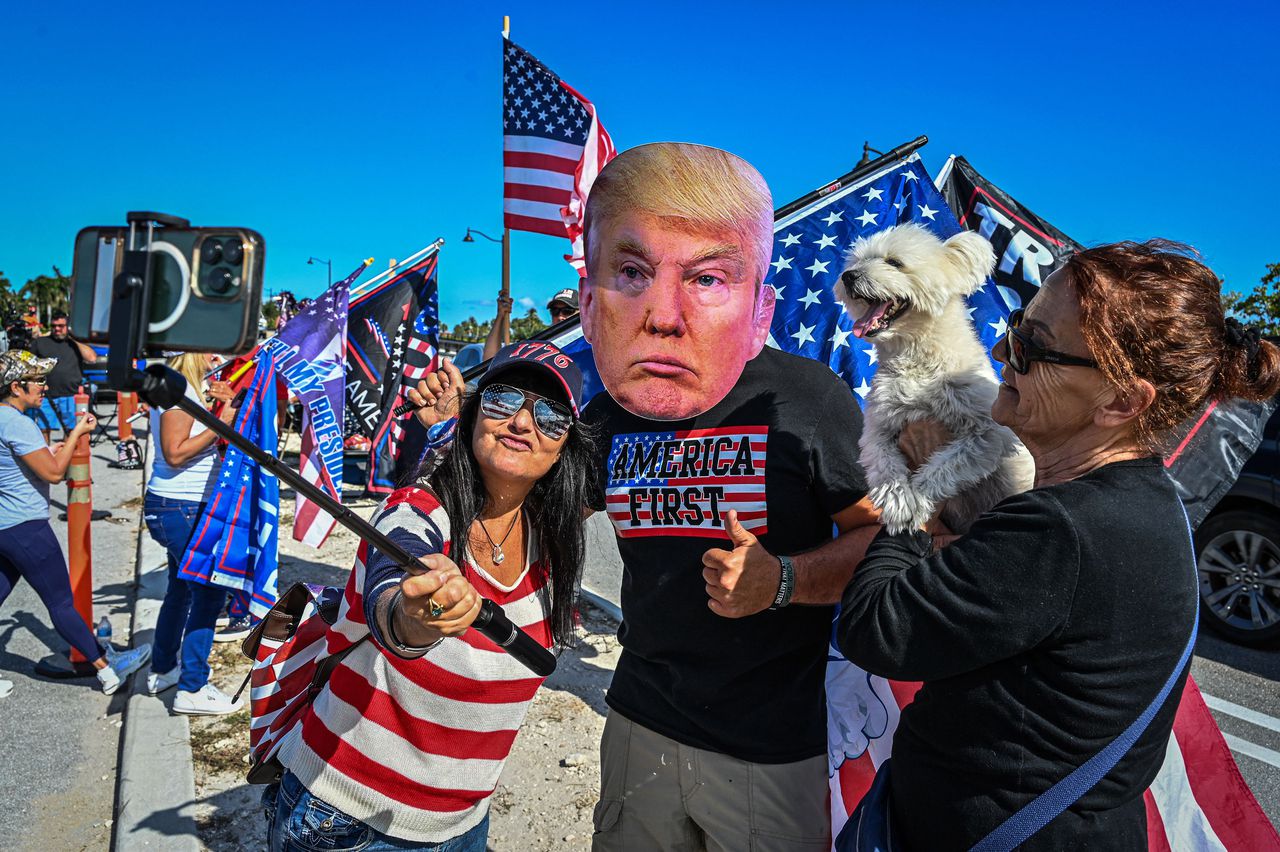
[480, 383, 573, 440]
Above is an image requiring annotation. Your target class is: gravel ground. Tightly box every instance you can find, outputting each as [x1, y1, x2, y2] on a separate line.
[188, 455, 620, 851]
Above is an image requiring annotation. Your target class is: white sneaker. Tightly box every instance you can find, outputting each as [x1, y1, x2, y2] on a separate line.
[0, 678, 12, 698]
[146, 665, 181, 695]
[98, 644, 153, 695]
[173, 683, 244, 716]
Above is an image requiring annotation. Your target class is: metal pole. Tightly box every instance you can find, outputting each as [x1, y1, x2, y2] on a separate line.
[772, 135, 930, 222]
[501, 229, 511, 346]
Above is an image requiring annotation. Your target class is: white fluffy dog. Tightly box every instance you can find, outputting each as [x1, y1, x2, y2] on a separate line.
[836, 223, 1033, 535]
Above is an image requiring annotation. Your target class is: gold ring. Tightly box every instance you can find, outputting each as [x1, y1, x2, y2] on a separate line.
[428, 598, 445, 618]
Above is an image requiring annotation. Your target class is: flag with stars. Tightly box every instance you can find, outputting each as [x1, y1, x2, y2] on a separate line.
[503, 37, 616, 276]
[346, 250, 439, 495]
[178, 358, 280, 619]
[767, 152, 1009, 405]
[265, 259, 369, 548]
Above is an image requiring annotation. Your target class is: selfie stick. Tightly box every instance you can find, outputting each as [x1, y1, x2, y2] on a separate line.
[105, 212, 556, 678]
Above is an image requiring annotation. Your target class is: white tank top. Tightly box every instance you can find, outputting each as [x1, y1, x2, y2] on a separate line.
[146, 383, 219, 501]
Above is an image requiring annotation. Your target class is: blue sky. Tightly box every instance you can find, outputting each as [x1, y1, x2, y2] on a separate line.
[3, 2, 1277, 328]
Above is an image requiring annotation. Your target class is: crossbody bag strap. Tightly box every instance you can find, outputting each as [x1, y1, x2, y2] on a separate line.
[306, 634, 372, 699]
[971, 504, 1200, 852]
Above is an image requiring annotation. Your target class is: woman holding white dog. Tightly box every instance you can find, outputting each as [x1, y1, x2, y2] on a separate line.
[837, 240, 1280, 850]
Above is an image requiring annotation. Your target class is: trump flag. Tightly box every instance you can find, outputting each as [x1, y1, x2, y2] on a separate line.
[179, 359, 280, 619]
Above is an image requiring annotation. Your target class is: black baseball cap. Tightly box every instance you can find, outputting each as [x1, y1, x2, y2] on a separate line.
[478, 341, 584, 417]
[546, 289, 579, 312]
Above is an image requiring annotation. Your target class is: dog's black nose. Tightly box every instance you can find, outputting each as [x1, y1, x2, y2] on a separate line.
[841, 270, 857, 286]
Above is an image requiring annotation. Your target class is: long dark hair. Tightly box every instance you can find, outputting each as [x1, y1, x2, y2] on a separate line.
[418, 386, 597, 650]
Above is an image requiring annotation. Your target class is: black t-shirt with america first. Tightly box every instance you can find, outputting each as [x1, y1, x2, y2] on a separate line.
[585, 345, 869, 763]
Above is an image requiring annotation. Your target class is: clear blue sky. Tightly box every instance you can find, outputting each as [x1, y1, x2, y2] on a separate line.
[3, 2, 1277, 328]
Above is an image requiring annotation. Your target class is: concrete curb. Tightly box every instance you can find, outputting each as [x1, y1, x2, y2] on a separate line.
[114, 489, 201, 850]
[580, 586, 622, 624]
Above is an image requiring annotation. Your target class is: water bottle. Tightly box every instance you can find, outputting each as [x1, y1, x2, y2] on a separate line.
[96, 616, 112, 649]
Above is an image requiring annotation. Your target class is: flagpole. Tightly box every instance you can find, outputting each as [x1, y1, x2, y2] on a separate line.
[349, 239, 445, 300]
[501, 17, 511, 346]
[772, 135, 929, 222]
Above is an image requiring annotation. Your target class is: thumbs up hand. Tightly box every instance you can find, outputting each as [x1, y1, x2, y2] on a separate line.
[701, 509, 783, 619]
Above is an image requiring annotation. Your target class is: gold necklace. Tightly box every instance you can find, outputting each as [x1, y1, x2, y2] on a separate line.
[474, 512, 519, 565]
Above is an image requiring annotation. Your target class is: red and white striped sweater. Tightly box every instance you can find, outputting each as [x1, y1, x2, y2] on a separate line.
[277, 486, 552, 842]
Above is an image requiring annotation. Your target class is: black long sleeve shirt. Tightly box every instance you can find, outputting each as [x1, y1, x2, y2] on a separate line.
[837, 457, 1197, 851]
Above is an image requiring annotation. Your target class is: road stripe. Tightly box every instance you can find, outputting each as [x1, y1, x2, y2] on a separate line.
[1202, 693, 1280, 736]
[1220, 733, 1280, 770]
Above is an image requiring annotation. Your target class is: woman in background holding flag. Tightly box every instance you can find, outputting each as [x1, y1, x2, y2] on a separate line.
[264, 343, 597, 852]
[142, 351, 241, 715]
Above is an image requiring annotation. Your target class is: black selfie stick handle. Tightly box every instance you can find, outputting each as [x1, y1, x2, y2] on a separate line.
[136, 364, 557, 678]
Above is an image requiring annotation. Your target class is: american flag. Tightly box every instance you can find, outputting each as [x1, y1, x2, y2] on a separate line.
[346, 250, 439, 495]
[604, 426, 768, 539]
[502, 37, 616, 275]
[766, 152, 1012, 402]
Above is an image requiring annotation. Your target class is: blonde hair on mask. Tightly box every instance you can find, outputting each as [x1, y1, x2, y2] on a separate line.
[166, 353, 209, 397]
[583, 143, 774, 287]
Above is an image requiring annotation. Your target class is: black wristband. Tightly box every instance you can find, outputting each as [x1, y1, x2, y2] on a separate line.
[769, 554, 795, 610]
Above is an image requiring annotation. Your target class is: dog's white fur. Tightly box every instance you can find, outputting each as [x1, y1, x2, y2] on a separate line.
[837, 223, 1034, 534]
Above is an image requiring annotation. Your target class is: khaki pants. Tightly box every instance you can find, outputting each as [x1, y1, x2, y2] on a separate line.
[591, 710, 830, 852]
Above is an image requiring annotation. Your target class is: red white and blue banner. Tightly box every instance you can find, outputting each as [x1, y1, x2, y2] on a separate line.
[179, 358, 280, 619]
[346, 249, 439, 495]
[264, 260, 368, 547]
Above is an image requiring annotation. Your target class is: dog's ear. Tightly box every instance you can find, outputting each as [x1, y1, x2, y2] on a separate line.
[942, 231, 996, 295]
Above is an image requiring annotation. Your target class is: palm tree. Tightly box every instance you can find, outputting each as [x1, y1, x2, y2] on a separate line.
[20, 266, 70, 326]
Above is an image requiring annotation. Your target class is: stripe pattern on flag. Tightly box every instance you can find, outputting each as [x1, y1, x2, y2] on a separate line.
[502, 38, 615, 274]
[604, 426, 768, 539]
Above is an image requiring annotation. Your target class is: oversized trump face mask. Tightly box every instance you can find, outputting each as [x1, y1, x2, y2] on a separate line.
[580, 143, 775, 421]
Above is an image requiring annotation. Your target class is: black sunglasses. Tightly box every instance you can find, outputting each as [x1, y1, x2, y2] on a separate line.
[480, 383, 573, 440]
[1003, 309, 1099, 375]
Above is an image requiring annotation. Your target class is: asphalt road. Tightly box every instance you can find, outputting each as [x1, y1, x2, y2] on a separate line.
[581, 513, 1280, 832]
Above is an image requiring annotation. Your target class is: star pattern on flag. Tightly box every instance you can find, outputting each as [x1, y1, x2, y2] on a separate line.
[765, 156, 1010, 405]
[503, 42, 590, 146]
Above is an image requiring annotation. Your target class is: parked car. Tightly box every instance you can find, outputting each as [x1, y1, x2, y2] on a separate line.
[451, 342, 485, 373]
[1194, 405, 1280, 646]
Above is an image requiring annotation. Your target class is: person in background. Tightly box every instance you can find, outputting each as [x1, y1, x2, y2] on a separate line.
[143, 351, 241, 715]
[0, 350, 151, 695]
[837, 241, 1280, 849]
[481, 288, 582, 362]
[546, 288, 579, 325]
[482, 292, 514, 362]
[28, 310, 97, 442]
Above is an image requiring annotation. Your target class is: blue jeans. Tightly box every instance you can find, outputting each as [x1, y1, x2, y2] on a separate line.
[262, 771, 490, 851]
[144, 493, 226, 692]
[26, 395, 77, 435]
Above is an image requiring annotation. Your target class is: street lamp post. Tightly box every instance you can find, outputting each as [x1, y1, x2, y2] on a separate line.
[463, 227, 511, 345]
[307, 256, 332, 287]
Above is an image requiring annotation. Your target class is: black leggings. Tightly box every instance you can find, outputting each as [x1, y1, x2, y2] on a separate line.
[0, 519, 103, 662]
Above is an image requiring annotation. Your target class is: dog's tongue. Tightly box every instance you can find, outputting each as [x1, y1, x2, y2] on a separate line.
[852, 301, 892, 338]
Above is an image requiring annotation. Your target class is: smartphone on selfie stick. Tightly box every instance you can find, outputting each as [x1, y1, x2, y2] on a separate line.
[71, 211, 555, 677]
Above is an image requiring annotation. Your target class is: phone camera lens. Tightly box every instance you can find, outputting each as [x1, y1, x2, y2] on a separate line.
[201, 240, 223, 265]
[205, 267, 235, 295]
[223, 239, 244, 265]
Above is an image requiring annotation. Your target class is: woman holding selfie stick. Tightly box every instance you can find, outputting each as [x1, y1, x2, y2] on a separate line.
[264, 342, 596, 852]
[0, 350, 151, 696]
